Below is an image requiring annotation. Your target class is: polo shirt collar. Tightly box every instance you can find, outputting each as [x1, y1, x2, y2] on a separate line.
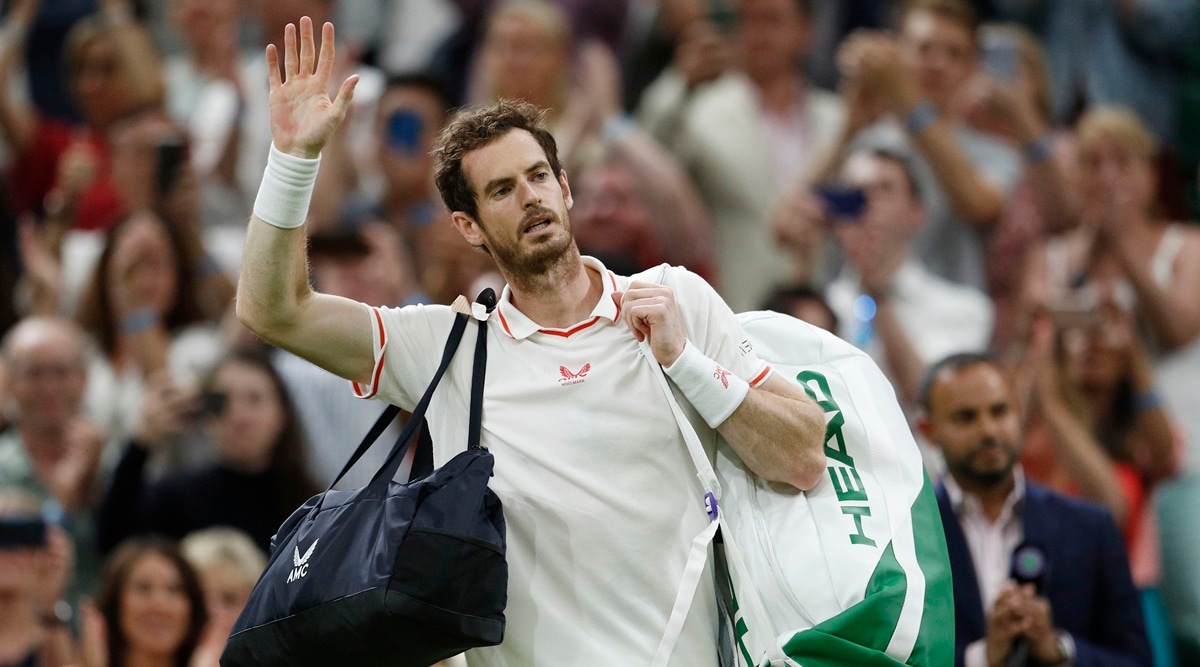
[495, 256, 621, 340]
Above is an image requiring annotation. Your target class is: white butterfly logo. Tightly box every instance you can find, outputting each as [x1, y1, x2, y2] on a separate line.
[294, 538, 319, 568]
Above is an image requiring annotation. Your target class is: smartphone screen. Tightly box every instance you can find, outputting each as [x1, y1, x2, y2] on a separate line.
[813, 185, 867, 221]
[386, 110, 424, 155]
[0, 517, 47, 550]
[155, 138, 187, 197]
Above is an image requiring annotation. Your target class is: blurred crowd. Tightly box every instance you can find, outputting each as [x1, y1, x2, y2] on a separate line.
[0, 0, 1198, 665]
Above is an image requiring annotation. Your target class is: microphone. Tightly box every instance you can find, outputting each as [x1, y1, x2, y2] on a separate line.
[1005, 542, 1048, 667]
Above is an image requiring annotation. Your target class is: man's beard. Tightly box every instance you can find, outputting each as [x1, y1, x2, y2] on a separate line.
[486, 206, 576, 280]
[945, 440, 1018, 489]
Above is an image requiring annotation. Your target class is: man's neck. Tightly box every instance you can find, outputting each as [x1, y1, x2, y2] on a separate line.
[126, 647, 175, 667]
[503, 251, 601, 329]
[955, 473, 1017, 523]
[752, 70, 805, 116]
[18, 424, 66, 462]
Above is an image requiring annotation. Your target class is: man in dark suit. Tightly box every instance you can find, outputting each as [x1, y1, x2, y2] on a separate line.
[917, 352, 1151, 666]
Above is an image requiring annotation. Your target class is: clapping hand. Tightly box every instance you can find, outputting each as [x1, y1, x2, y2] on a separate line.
[266, 17, 358, 159]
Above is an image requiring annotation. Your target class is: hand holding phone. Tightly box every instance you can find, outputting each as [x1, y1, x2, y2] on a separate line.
[812, 185, 867, 222]
[980, 33, 1019, 81]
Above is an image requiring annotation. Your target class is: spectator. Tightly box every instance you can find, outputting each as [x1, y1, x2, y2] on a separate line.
[98, 347, 319, 553]
[955, 23, 1081, 351]
[0, 316, 105, 603]
[821, 148, 992, 412]
[0, 489, 76, 667]
[760, 284, 839, 334]
[74, 210, 224, 444]
[816, 0, 1022, 292]
[1021, 305, 1180, 666]
[570, 146, 713, 278]
[160, 0, 252, 233]
[358, 73, 459, 291]
[180, 528, 267, 667]
[993, 0, 1197, 148]
[918, 353, 1152, 666]
[639, 0, 846, 310]
[80, 535, 207, 667]
[0, 0, 163, 231]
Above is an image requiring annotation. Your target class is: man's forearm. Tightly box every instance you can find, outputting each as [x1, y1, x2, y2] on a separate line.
[235, 216, 312, 341]
[909, 118, 1004, 228]
[718, 378, 827, 491]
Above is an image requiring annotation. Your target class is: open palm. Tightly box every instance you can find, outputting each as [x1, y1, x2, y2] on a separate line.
[266, 17, 358, 159]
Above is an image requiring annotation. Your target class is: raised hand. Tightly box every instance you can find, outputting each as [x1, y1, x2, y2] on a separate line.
[266, 17, 358, 159]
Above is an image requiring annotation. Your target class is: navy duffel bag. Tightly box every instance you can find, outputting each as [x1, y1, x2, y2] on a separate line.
[222, 290, 505, 667]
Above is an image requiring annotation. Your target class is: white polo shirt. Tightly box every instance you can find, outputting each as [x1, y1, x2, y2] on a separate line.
[351, 257, 771, 666]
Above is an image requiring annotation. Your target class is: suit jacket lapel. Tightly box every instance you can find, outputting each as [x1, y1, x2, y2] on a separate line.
[937, 483, 986, 642]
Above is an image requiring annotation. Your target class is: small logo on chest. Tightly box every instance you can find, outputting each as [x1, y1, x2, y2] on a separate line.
[558, 363, 591, 386]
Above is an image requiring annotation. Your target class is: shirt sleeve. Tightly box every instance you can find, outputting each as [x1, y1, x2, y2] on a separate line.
[665, 265, 772, 387]
[347, 302, 457, 409]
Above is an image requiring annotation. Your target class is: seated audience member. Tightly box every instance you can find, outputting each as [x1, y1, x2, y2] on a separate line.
[0, 0, 163, 231]
[918, 353, 1151, 666]
[760, 285, 839, 334]
[955, 23, 1080, 350]
[0, 490, 75, 667]
[74, 210, 224, 445]
[639, 0, 845, 309]
[79, 536, 207, 667]
[97, 347, 319, 554]
[818, 148, 992, 412]
[815, 0, 1021, 292]
[0, 316, 105, 602]
[180, 528, 267, 667]
[1022, 305, 1180, 665]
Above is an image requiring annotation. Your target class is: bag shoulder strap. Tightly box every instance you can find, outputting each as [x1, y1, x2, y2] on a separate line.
[328, 288, 496, 492]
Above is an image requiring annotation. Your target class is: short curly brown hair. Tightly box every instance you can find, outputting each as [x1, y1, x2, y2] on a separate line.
[433, 99, 564, 220]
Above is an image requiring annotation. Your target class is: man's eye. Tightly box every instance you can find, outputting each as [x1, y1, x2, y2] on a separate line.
[533, 171, 548, 181]
[493, 187, 510, 198]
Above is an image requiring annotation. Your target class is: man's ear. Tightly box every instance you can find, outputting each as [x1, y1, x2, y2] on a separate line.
[915, 414, 935, 446]
[451, 211, 484, 246]
[559, 170, 573, 210]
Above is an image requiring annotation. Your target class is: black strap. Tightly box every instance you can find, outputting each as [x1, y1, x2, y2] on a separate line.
[358, 288, 497, 492]
[327, 309, 471, 492]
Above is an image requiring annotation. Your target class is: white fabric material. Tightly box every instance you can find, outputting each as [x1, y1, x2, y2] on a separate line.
[649, 309, 936, 665]
[252, 144, 321, 229]
[664, 340, 750, 429]
[350, 258, 769, 666]
[828, 259, 994, 368]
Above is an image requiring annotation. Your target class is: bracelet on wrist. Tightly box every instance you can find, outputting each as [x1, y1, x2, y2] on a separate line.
[1022, 133, 1055, 164]
[1134, 388, 1163, 413]
[903, 101, 939, 136]
[120, 307, 160, 335]
[662, 341, 751, 429]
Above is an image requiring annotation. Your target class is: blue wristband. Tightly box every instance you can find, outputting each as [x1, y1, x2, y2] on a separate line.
[120, 307, 160, 335]
[903, 101, 939, 136]
[1134, 389, 1163, 413]
[1023, 133, 1055, 163]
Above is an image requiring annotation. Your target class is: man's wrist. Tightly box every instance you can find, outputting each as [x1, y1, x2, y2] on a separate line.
[253, 143, 321, 229]
[902, 100, 939, 136]
[662, 340, 750, 429]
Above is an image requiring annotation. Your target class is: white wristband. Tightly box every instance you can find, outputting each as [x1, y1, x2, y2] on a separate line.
[252, 143, 321, 229]
[663, 340, 749, 429]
